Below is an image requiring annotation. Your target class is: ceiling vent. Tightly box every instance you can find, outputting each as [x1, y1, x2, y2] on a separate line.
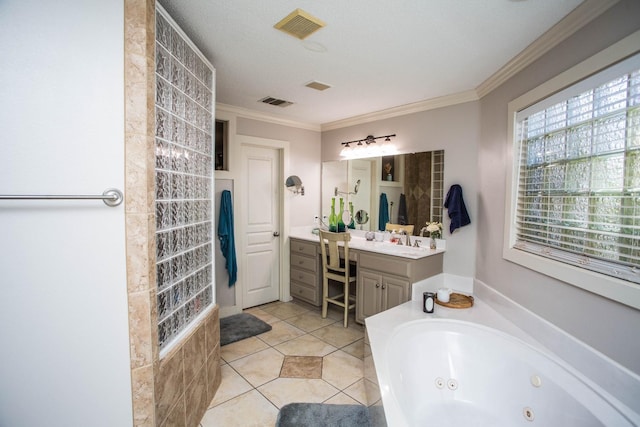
[259, 96, 294, 108]
[305, 81, 331, 91]
[274, 9, 325, 40]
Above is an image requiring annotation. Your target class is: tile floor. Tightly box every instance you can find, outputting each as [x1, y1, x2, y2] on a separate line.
[199, 299, 378, 427]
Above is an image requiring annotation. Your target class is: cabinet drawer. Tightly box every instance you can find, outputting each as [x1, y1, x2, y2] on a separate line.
[291, 282, 319, 305]
[291, 240, 318, 257]
[290, 267, 317, 287]
[291, 253, 317, 273]
[358, 253, 410, 277]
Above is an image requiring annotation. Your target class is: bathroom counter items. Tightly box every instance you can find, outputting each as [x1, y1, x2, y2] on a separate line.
[289, 227, 444, 260]
[435, 292, 474, 308]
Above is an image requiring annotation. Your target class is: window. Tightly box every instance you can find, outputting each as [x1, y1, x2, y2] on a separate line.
[504, 31, 640, 309]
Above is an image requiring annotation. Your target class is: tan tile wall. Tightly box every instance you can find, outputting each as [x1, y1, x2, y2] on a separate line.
[125, 0, 158, 424]
[124, 1, 221, 426]
[156, 308, 220, 427]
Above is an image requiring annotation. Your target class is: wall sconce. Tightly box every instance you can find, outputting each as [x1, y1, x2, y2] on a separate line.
[335, 179, 361, 197]
[285, 175, 304, 195]
[340, 134, 397, 159]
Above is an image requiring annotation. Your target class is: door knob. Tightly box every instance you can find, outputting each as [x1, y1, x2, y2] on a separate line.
[273, 231, 280, 237]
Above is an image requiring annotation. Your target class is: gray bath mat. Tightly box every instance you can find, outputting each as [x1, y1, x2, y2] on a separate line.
[276, 403, 371, 427]
[220, 313, 272, 346]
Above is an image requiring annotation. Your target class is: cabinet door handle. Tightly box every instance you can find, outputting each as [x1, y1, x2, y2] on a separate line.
[382, 285, 386, 289]
[375, 283, 380, 288]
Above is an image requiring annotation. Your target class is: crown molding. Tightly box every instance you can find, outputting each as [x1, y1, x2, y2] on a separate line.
[476, 0, 620, 98]
[320, 90, 479, 132]
[215, 103, 321, 132]
[218, 0, 618, 133]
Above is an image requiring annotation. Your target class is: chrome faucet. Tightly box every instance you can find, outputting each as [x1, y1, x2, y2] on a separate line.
[396, 230, 412, 246]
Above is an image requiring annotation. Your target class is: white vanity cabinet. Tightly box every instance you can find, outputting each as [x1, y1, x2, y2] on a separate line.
[355, 252, 443, 323]
[290, 238, 322, 306]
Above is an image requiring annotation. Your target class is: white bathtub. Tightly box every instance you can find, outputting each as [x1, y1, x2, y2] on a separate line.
[365, 276, 640, 426]
[382, 318, 635, 426]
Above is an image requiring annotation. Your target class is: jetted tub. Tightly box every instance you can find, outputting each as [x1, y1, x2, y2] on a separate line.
[377, 318, 638, 427]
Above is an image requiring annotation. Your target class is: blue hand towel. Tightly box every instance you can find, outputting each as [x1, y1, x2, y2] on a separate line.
[378, 193, 389, 231]
[218, 190, 237, 287]
[444, 184, 471, 233]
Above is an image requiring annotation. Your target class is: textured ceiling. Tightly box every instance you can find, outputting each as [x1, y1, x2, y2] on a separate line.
[158, 0, 585, 126]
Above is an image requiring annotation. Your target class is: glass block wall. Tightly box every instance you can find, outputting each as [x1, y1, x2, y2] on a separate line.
[155, 8, 214, 352]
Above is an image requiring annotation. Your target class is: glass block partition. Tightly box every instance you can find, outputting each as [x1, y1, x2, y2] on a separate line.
[431, 150, 444, 223]
[155, 7, 214, 352]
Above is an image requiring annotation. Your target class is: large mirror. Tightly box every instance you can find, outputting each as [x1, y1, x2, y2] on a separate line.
[322, 151, 444, 233]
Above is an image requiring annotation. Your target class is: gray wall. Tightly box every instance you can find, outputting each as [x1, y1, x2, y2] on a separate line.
[238, 118, 322, 227]
[477, 0, 640, 375]
[321, 101, 480, 278]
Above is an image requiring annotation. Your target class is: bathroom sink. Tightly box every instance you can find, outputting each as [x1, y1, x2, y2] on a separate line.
[349, 237, 435, 258]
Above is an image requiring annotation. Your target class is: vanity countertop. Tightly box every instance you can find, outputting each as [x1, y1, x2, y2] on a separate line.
[289, 227, 444, 260]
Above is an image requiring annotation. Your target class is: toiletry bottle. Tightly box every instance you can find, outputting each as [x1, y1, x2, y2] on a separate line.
[423, 292, 435, 313]
[329, 198, 337, 232]
[348, 201, 355, 229]
[337, 198, 345, 232]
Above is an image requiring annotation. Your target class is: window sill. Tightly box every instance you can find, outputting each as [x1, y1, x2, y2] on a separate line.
[503, 246, 640, 310]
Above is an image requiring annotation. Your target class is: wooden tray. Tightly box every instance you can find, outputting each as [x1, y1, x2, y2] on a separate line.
[436, 293, 474, 309]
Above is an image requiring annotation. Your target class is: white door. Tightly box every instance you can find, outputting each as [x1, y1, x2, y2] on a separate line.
[241, 145, 281, 308]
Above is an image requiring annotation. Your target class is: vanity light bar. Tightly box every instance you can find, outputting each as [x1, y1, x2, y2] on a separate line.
[340, 134, 397, 158]
[340, 134, 396, 148]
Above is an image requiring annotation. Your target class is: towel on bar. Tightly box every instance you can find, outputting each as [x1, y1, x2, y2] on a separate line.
[218, 190, 237, 287]
[397, 193, 408, 225]
[444, 184, 471, 233]
[378, 193, 389, 231]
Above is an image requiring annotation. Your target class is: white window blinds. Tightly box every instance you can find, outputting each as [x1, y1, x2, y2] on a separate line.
[514, 54, 640, 284]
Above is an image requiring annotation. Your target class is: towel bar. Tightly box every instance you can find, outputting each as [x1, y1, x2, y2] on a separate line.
[0, 188, 123, 207]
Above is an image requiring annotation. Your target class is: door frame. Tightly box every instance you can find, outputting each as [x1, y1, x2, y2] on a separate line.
[227, 134, 291, 314]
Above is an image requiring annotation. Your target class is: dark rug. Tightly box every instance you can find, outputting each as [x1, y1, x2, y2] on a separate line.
[219, 313, 272, 346]
[276, 403, 372, 427]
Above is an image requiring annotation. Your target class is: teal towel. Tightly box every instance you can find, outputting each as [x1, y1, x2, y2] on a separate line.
[378, 193, 389, 231]
[218, 190, 237, 287]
